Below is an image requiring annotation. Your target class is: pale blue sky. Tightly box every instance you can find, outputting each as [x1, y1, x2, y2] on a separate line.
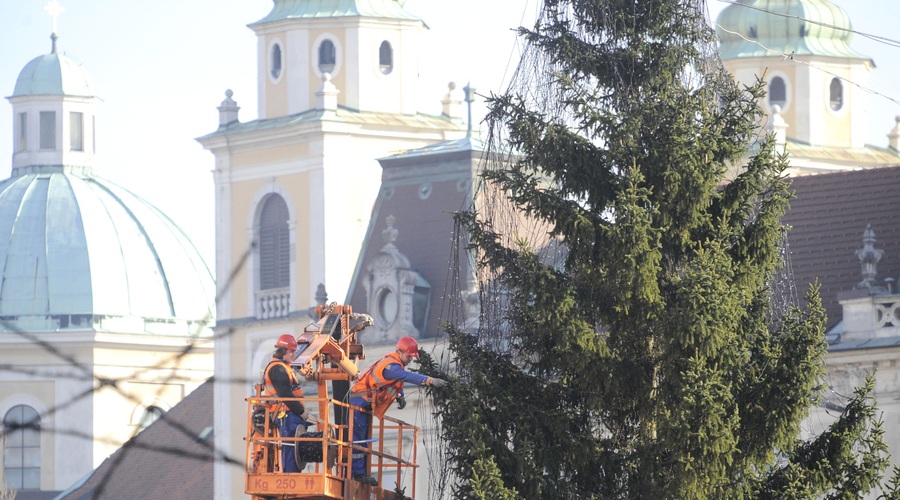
[1, 1, 897, 267]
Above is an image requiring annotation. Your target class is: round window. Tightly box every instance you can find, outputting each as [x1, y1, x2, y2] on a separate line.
[377, 287, 398, 326]
[829, 77, 843, 111]
[270, 43, 283, 80]
[318, 40, 336, 74]
[379, 41, 393, 75]
[769, 76, 786, 110]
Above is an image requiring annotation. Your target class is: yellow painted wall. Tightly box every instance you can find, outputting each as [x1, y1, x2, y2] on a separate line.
[0, 380, 56, 490]
[90, 343, 212, 464]
[232, 143, 311, 167]
[265, 31, 290, 118]
[263, 27, 352, 116]
[823, 73, 851, 147]
[308, 27, 348, 107]
[93, 346, 213, 381]
[780, 64, 799, 132]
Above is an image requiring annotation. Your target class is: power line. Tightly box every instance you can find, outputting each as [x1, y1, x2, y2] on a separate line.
[712, 0, 900, 49]
[715, 23, 900, 108]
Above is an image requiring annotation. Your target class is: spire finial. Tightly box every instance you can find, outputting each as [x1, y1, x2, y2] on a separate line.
[382, 215, 398, 246]
[888, 116, 900, 152]
[44, 0, 64, 34]
[855, 224, 884, 290]
[463, 83, 475, 138]
[44, 0, 64, 53]
[217, 89, 241, 128]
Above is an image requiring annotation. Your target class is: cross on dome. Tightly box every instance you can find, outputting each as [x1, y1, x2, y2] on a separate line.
[44, 0, 65, 34]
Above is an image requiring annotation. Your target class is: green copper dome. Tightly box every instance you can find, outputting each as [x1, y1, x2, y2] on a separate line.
[252, 0, 422, 24]
[716, 0, 870, 61]
[0, 166, 215, 334]
[12, 50, 95, 98]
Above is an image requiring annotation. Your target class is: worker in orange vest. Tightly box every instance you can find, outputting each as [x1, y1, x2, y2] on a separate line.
[348, 336, 447, 486]
[263, 334, 310, 473]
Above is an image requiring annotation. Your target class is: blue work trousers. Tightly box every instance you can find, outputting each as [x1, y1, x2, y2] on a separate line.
[350, 396, 373, 477]
[276, 411, 304, 473]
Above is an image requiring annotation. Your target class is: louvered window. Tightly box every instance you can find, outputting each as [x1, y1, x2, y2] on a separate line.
[259, 195, 290, 290]
[3, 405, 41, 490]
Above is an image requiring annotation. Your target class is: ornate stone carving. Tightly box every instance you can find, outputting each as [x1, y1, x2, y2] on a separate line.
[856, 224, 884, 290]
[362, 215, 431, 344]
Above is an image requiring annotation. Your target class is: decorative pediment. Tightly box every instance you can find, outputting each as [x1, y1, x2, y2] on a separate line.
[362, 215, 431, 344]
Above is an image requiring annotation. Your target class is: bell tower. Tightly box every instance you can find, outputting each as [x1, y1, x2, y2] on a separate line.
[249, 0, 426, 119]
[716, 0, 873, 150]
[198, 5, 465, 498]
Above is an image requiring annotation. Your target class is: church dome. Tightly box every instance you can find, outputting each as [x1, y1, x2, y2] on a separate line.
[716, 0, 869, 61]
[252, 0, 422, 24]
[12, 50, 94, 97]
[0, 166, 215, 334]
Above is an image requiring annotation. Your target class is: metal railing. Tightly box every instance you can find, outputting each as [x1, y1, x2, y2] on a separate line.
[244, 393, 419, 498]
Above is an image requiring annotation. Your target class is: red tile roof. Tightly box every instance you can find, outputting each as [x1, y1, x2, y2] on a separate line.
[57, 380, 216, 500]
[783, 166, 900, 328]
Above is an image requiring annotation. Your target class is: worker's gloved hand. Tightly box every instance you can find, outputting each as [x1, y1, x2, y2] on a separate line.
[430, 377, 448, 388]
[396, 396, 407, 410]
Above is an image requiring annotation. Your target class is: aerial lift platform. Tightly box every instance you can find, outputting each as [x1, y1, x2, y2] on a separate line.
[244, 304, 420, 500]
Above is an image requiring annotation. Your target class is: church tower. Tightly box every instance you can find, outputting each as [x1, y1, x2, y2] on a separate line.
[716, 0, 899, 173]
[196, 2, 466, 497]
[1, 5, 215, 495]
[9, 32, 99, 175]
[250, 0, 425, 118]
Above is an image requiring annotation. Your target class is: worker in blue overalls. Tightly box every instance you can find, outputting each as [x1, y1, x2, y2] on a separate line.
[263, 334, 310, 473]
[347, 336, 447, 486]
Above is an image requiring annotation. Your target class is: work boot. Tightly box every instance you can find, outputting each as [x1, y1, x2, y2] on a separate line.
[353, 474, 378, 487]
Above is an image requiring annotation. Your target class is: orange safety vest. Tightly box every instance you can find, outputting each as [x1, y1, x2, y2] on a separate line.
[262, 357, 304, 411]
[351, 352, 405, 418]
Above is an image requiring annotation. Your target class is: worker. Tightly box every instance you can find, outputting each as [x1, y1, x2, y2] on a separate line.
[348, 336, 447, 486]
[263, 334, 310, 473]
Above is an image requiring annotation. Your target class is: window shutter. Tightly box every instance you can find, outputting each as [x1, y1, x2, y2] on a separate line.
[259, 195, 290, 290]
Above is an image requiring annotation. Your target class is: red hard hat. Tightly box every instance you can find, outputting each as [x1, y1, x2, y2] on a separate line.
[396, 336, 419, 357]
[275, 334, 298, 350]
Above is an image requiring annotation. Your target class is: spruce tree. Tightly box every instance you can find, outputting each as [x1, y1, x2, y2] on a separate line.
[422, 0, 896, 497]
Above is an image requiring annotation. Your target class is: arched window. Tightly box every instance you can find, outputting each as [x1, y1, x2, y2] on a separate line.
[769, 76, 786, 109]
[318, 40, 336, 74]
[379, 41, 393, 75]
[259, 195, 290, 290]
[138, 405, 165, 429]
[830, 77, 843, 111]
[3, 405, 40, 490]
[270, 43, 283, 80]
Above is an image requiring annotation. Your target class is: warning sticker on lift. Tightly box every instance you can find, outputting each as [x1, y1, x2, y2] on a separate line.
[247, 474, 322, 494]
